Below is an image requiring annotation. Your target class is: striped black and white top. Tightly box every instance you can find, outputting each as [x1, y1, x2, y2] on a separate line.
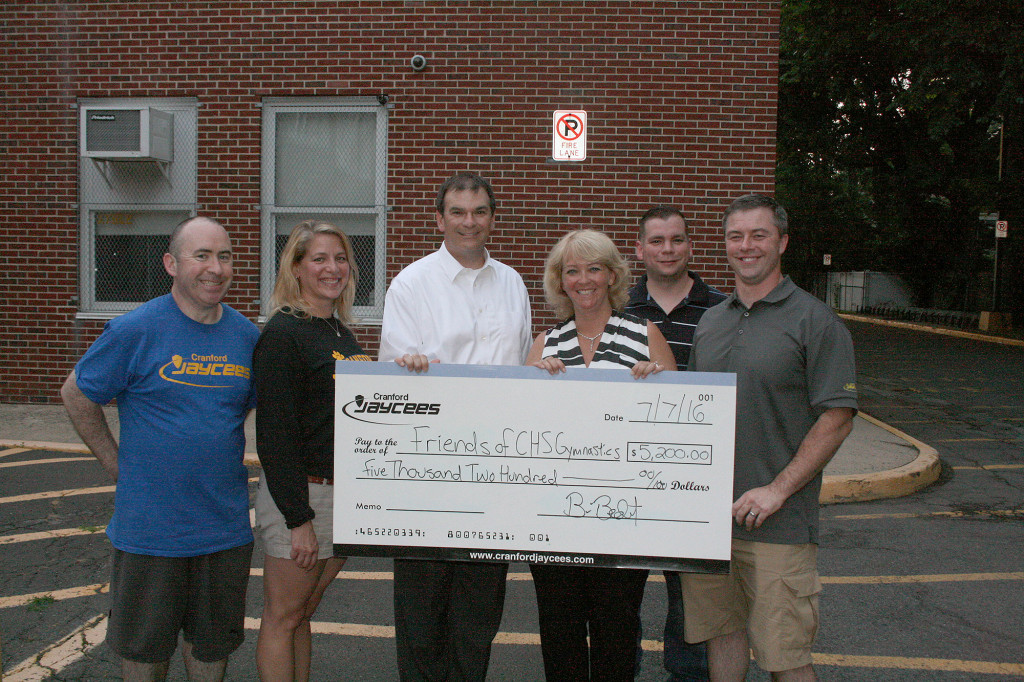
[542, 311, 650, 369]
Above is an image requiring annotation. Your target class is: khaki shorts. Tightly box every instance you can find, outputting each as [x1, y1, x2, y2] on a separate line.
[254, 474, 336, 560]
[681, 540, 820, 672]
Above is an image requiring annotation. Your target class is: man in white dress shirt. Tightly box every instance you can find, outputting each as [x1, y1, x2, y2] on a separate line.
[379, 172, 532, 681]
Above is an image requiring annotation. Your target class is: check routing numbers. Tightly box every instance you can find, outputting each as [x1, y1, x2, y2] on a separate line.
[332, 363, 737, 568]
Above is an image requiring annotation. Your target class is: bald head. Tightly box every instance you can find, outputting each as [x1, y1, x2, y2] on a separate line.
[168, 216, 228, 259]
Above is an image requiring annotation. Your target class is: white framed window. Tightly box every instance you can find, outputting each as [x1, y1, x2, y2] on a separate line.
[76, 98, 198, 317]
[260, 97, 389, 321]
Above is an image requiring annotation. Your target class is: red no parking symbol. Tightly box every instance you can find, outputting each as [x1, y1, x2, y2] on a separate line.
[556, 113, 584, 140]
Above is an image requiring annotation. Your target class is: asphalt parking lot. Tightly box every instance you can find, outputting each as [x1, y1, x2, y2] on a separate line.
[2, 318, 1023, 680]
[0, 453, 626, 680]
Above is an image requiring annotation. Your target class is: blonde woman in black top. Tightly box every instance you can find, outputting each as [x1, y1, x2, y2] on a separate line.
[253, 221, 371, 681]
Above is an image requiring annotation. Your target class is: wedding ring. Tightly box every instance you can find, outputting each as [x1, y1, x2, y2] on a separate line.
[747, 511, 757, 517]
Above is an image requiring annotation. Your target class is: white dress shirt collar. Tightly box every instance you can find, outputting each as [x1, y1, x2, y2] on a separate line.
[437, 242, 494, 282]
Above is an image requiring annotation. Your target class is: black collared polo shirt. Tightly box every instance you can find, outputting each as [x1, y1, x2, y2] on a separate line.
[625, 272, 727, 370]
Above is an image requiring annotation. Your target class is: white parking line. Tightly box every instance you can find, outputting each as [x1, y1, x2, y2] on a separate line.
[0, 526, 106, 545]
[0, 457, 94, 469]
[9, 614, 1020, 679]
[5, 580, 1022, 678]
[4, 571, 1017, 611]
[0, 584, 108, 609]
[0, 486, 115, 505]
[0, 441, 90, 454]
[243, 617, 550, 646]
[4, 614, 108, 681]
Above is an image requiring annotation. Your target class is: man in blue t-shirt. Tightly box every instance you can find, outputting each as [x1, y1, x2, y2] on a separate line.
[61, 216, 259, 681]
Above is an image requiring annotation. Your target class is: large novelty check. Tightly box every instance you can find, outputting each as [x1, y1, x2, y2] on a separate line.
[333, 363, 736, 573]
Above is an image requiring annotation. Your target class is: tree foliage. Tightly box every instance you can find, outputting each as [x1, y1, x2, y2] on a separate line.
[778, 0, 1024, 312]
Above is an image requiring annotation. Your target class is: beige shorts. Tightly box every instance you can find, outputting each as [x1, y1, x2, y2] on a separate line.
[254, 474, 336, 560]
[681, 539, 820, 672]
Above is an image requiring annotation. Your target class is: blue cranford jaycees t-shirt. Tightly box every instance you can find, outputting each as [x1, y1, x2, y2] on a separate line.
[75, 294, 259, 557]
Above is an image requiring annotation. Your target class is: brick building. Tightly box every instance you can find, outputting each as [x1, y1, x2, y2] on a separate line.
[1, 1, 779, 402]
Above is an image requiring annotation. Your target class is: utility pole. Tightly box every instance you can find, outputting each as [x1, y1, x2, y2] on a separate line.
[982, 118, 1010, 333]
[994, 119, 1004, 312]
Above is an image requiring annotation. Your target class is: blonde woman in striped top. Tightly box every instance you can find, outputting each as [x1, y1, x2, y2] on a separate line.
[525, 229, 675, 681]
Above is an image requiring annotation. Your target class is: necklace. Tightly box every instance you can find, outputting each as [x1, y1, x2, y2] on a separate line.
[320, 315, 342, 337]
[577, 329, 602, 353]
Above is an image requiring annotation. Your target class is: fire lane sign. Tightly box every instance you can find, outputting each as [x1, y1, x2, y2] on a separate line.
[553, 110, 587, 161]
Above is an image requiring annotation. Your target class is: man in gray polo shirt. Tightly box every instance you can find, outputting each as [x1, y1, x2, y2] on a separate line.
[681, 194, 857, 682]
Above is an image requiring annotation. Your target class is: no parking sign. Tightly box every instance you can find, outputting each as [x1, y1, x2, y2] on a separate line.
[552, 110, 587, 161]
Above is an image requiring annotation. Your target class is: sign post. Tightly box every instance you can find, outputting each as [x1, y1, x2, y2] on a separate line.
[993, 220, 1008, 311]
[552, 110, 587, 161]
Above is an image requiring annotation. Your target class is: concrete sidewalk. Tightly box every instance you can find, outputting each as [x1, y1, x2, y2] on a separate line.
[0, 402, 940, 505]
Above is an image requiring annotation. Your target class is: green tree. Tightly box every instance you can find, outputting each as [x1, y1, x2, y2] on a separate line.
[778, 0, 1024, 314]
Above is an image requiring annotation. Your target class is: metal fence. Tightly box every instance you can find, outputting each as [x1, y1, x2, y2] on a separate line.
[857, 304, 980, 330]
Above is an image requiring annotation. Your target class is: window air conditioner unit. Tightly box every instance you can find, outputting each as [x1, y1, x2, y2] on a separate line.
[80, 106, 174, 162]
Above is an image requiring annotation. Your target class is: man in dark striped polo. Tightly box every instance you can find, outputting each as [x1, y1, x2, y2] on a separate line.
[625, 205, 725, 682]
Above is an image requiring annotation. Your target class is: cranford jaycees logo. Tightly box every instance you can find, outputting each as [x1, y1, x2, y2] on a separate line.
[159, 354, 250, 388]
[341, 392, 441, 425]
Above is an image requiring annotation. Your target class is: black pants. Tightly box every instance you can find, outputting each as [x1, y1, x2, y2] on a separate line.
[530, 564, 649, 681]
[393, 558, 508, 682]
[663, 570, 709, 681]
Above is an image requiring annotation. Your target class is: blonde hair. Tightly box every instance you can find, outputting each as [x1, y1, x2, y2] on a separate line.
[543, 230, 630, 319]
[270, 220, 359, 324]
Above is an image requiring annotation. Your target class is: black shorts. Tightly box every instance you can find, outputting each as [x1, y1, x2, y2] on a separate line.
[106, 542, 254, 663]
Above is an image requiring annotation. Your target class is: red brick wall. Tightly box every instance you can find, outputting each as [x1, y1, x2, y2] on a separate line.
[0, 1, 779, 402]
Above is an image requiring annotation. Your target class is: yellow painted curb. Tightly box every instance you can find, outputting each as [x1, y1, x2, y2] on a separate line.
[821, 413, 941, 504]
[839, 314, 1024, 347]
